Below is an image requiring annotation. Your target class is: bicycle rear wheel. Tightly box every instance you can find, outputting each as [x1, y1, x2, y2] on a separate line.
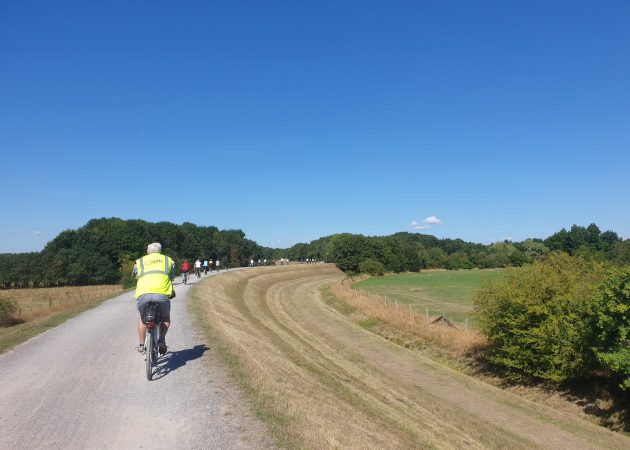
[145, 327, 154, 380]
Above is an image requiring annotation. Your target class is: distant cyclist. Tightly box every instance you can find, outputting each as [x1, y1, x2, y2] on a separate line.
[135, 242, 175, 355]
[194, 259, 202, 278]
[202, 259, 208, 275]
[180, 259, 190, 284]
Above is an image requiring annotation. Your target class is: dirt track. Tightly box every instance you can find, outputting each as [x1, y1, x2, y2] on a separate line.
[193, 264, 630, 449]
[0, 270, 275, 450]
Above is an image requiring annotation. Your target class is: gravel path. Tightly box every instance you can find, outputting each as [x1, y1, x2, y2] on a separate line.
[0, 270, 275, 450]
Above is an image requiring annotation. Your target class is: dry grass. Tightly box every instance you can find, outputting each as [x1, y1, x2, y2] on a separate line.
[0, 285, 123, 323]
[190, 265, 630, 449]
[330, 277, 630, 435]
[331, 278, 487, 356]
[0, 285, 124, 353]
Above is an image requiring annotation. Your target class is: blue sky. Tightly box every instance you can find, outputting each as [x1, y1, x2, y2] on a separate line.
[1, 0, 629, 252]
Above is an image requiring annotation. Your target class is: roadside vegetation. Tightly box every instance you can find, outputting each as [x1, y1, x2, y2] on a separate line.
[0, 285, 122, 353]
[330, 279, 487, 355]
[475, 254, 630, 390]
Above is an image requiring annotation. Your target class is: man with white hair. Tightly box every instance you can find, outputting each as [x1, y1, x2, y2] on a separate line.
[134, 242, 175, 354]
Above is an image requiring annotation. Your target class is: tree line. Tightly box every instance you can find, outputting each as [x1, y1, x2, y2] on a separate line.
[0, 218, 274, 288]
[275, 223, 630, 275]
[2, 219, 628, 287]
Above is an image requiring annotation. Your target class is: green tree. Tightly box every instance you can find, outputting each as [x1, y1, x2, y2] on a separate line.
[592, 267, 630, 389]
[329, 234, 369, 274]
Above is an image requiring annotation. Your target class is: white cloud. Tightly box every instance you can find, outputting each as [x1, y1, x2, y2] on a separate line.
[34, 230, 41, 235]
[410, 220, 431, 230]
[410, 216, 445, 231]
[423, 216, 444, 225]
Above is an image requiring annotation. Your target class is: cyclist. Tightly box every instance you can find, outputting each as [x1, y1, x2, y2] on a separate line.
[180, 259, 190, 284]
[194, 259, 202, 278]
[215, 259, 220, 272]
[202, 259, 208, 275]
[135, 242, 175, 355]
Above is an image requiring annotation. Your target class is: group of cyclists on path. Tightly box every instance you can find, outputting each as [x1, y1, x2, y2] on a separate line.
[133, 243, 224, 358]
[132, 243, 316, 362]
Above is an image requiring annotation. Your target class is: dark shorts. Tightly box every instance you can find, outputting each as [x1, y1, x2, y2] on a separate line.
[137, 294, 171, 322]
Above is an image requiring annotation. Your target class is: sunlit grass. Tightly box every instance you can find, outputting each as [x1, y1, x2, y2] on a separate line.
[0, 285, 123, 353]
[352, 269, 505, 326]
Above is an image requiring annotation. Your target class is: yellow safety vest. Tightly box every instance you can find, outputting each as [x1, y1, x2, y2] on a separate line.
[134, 253, 174, 299]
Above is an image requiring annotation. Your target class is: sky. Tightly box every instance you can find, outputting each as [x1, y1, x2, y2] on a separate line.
[1, 0, 629, 252]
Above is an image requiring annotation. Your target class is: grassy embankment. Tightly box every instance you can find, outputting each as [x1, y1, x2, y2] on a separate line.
[190, 265, 630, 449]
[332, 269, 630, 433]
[0, 285, 123, 353]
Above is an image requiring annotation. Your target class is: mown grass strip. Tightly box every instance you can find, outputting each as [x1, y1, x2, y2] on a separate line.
[187, 277, 294, 449]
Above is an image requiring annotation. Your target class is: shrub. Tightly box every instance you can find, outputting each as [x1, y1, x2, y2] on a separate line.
[358, 259, 385, 276]
[474, 253, 609, 381]
[0, 297, 19, 327]
[119, 258, 137, 289]
[593, 267, 630, 389]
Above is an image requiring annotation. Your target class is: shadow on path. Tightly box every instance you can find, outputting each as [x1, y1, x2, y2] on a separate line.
[152, 344, 209, 380]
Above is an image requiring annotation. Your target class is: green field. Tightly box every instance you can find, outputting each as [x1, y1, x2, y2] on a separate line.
[352, 269, 505, 326]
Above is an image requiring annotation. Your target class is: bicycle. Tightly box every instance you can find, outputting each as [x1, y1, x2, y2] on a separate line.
[143, 302, 162, 380]
[181, 271, 188, 285]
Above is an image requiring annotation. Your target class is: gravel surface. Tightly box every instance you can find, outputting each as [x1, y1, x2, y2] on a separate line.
[0, 270, 276, 450]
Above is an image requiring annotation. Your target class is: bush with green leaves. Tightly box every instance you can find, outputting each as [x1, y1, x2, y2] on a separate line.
[474, 253, 610, 382]
[119, 257, 137, 289]
[592, 267, 630, 389]
[0, 297, 19, 327]
[358, 258, 386, 276]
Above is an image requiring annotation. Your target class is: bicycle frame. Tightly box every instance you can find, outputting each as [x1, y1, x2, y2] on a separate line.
[144, 303, 162, 380]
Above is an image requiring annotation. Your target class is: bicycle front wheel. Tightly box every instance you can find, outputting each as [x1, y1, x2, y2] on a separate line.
[145, 328, 154, 380]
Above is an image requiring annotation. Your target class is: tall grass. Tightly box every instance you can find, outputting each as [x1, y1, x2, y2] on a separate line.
[330, 278, 487, 355]
[0, 285, 124, 353]
[0, 285, 123, 324]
